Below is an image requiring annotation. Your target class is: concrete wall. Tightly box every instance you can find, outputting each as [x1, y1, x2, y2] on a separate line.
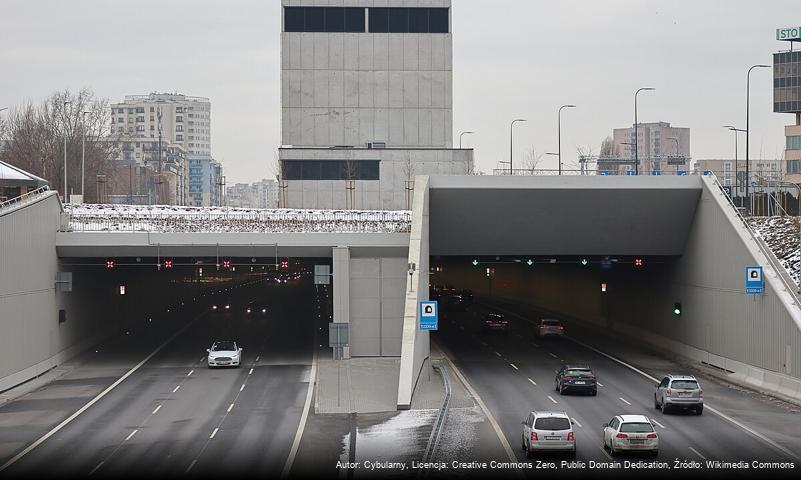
[280, 1, 453, 148]
[349, 256, 407, 356]
[279, 147, 472, 210]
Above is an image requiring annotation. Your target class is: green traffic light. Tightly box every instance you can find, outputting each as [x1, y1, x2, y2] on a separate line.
[472, 259, 479, 266]
[580, 258, 589, 266]
[526, 259, 533, 266]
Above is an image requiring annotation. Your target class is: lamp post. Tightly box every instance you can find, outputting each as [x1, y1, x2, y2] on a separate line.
[510, 119, 526, 175]
[723, 125, 746, 195]
[81, 111, 90, 198]
[666, 137, 679, 173]
[459, 131, 474, 149]
[634, 87, 655, 176]
[746, 64, 770, 215]
[621, 141, 635, 175]
[557, 104, 576, 175]
[63, 101, 71, 202]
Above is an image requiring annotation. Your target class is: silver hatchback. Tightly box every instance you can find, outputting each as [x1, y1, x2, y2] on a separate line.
[521, 411, 576, 457]
[654, 374, 703, 414]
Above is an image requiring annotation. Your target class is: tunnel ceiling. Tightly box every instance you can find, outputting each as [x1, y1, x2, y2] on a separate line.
[428, 175, 703, 256]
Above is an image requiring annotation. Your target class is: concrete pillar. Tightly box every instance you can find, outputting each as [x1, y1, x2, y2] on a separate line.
[333, 246, 350, 359]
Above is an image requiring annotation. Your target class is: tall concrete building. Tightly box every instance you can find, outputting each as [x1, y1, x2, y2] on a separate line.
[226, 179, 279, 208]
[278, 0, 473, 210]
[111, 93, 212, 156]
[606, 122, 690, 174]
[774, 28, 801, 179]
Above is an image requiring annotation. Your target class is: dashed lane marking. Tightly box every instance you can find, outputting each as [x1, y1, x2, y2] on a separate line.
[528, 378, 537, 386]
[124, 430, 138, 441]
[689, 446, 707, 460]
[209, 428, 219, 439]
[547, 395, 558, 404]
[510, 363, 519, 370]
[619, 397, 631, 406]
[152, 405, 162, 415]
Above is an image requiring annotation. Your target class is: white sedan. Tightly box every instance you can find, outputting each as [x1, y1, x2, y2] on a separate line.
[207, 341, 242, 368]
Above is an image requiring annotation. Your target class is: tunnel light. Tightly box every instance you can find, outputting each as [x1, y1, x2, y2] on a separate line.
[673, 302, 682, 316]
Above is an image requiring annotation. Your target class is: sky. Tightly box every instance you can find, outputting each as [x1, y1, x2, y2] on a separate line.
[0, 0, 796, 183]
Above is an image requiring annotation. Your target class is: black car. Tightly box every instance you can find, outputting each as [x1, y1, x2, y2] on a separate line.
[481, 313, 508, 333]
[555, 365, 597, 395]
[446, 293, 468, 311]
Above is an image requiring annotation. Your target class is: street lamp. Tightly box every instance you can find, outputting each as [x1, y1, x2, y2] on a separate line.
[666, 137, 679, 172]
[723, 125, 746, 194]
[557, 104, 576, 175]
[63, 101, 71, 202]
[746, 64, 770, 214]
[81, 111, 90, 198]
[634, 87, 655, 175]
[459, 131, 474, 149]
[510, 119, 526, 175]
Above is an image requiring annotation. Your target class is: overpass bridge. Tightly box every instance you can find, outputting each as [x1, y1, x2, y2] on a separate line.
[2, 174, 801, 411]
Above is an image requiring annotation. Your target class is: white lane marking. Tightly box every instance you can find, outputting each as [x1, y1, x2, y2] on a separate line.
[88, 461, 104, 476]
[689, 446, 707, 460]
[240, 383, 246, 392]
[436, 345, 520, 471]
[281, 341, 319, 479]
[481, 341, 488, 347]
[510, 363, 519, 370]
[548, 353, 558, 359]
[599, 445, 613, 460]
[494, 351, 502, 357]
[209, 427, 219, 439]
[227, 403, 234, 413]
[572, 418, 583, 428]
[187, 370, 194, 377]
[0, 317, 200, 472]
[152, 405, 162, 415]
[565, 335, 801, 462]
[528, 378, 537, 386]
[531, 342, 539, 348]
[172, 385, 181, 393]
[125, 429, 138, 441]
[255, 355, 260, 362]
[200, 356, 206, 363]
[547, 395, 558, 404]
[186, 459, 197, 473]
[597, 382, 605, 387]
[650, 418, 665, 429]
[619, 397, 632, 406]
[249, 368, 254, 375]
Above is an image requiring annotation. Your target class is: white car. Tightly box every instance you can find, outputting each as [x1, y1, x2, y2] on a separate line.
[521, 411, 576, 457]
[207, 341, 242, 368]
[602, 414, 658, 457]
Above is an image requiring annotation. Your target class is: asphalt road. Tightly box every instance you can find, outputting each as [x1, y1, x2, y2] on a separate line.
[434, 299, 801, 474]
[0, 275, 314, 478]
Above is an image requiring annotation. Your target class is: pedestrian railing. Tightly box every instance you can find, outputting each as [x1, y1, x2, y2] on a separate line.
[62, 205, 412, 234]
[0, 185, 51, 215]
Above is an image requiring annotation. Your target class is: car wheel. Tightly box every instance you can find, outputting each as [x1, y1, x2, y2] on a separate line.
[522, 435, 527, 451]
[559, 383, 566, 395]
[654, 394, 660, 409]
[554, 381, 559, 392]
[661, 401, 668, 414]
[525, 442, 533, 459]
[569, 448, 577, 459]
[651, 450, 659, 458]
[696, 405, 703, 415]
[591, 389, 597, 396]
[609, 442, 616, 457]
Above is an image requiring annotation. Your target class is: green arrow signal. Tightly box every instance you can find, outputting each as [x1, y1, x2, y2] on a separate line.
[472, 259, 479, 266]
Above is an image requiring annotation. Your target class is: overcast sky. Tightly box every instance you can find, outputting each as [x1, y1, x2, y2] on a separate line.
[0, 0, 795, 183]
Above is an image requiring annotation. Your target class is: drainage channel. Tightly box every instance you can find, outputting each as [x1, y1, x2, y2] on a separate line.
[418, 363, 452, 478]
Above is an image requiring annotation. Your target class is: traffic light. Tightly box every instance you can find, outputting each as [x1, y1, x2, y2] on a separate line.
[526, 259, 534, 266]
[222, 259, 231, 269]
[580, 258, 589, 266]
[600, 282, 608, 293]
[105, 259, 115, 269]
[472, 259, 479, 266]
[634, 258, 644, 267]
[280, 259, 289, 269]
[164, 259, 173, 269]
[672, 302, 682, 316]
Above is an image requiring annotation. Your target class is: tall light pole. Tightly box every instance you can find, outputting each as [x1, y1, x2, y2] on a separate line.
[459, 131, 474, 149]
[746, 64, 770, 214]
[634, 87, 655, 176]
[510, 119, 526, 175]
[81, 111, 90, 198]
[557, 104, 576, 175]
[63, 101, 71, 202]
[666, 137, 679, 173]
[723, 125, 746, 194]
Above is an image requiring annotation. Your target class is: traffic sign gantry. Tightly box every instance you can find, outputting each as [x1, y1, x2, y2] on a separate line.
[419, 301, 439, 331]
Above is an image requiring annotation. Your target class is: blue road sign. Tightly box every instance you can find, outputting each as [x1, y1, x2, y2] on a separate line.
[745, 266, 764, 294]
[419, 301, 438, 330]
[625, 170, 636, 176]
[677, 170, 688, 176]
[599, 170, 609, 176]
[652, 170, 661, 176]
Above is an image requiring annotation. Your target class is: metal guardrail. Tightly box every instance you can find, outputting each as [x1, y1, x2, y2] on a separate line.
[710, 172, 801, 301]
[62, 206, 412, 234]
[491, 168, 701, 176]
[0, 185, 51, 214]
[419, 363, 451, 476]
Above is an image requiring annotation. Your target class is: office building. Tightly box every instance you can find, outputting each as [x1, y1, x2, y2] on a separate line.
[226, 179, 279, 209]
[774, 28, 801, 180]
[187, 154, 224, 207]
[604, 122, 690, 175]
[278, 0, 473, 210]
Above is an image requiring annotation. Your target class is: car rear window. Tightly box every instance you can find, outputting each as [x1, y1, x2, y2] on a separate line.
[534, 417, 571, 431]
[567, 369, 592, 376]
[542, 320, 561, 326]
[670, 380, 699, 389]
[619, 422, 654, 433]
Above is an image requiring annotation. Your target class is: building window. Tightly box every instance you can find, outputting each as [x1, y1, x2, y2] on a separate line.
[369, 8, 448, 33]
[136, 116, 144, 122]
[281, 160, 380, 181]
[284, 6, 365, 33]
[176, 125, 183, 132]
[787, 135, 801, 150]
[176, 116, 183, 123]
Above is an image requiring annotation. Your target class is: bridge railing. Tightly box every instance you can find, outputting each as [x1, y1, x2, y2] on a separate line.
[491, 168, 703, 176]
[0, 185, 51, 215]
[62, 205, 412, 234]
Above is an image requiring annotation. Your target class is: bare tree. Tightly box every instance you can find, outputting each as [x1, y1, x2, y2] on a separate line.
[599, 136, 615, 157]
[1, 88, 117, 203]
[523, 145, 544, 172]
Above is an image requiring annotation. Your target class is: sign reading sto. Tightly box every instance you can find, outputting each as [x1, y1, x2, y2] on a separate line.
[777, 26, 801, 41]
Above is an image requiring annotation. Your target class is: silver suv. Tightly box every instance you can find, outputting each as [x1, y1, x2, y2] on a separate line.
[520, 411, 576, 457]
[654, 374, 703, 414]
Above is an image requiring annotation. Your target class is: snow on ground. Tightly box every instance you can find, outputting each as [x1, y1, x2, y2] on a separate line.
[64, 203, 412, 234]
[747, 216, 800, 285]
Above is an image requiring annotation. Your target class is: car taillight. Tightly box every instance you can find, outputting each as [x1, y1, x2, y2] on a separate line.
[665, 389, 672, 397]
[699, 389, 703, 397]
[531, 432, 538, 441]
[501, 320, 508, 324]
[615, 433, 628, 439]
[564, 376, 573, 380]
[646, 433, 657, 439]
[567, 432, 574, 441]
[212, 305, 217, 310]
[557, 326, 564, 330]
